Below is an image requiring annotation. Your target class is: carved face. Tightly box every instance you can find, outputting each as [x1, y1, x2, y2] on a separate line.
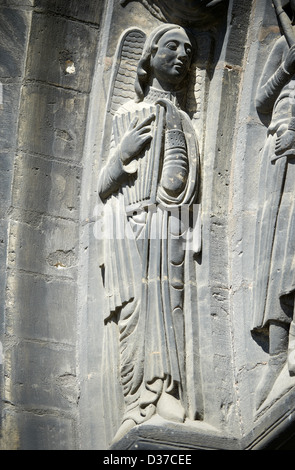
[150, 28, 193, 90]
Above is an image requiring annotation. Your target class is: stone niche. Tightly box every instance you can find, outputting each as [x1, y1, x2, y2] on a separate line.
[1, 0, 295, 451]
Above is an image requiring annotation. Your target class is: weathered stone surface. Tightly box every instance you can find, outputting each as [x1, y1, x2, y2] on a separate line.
[34, 0, 104, 25]
[7, 340, 77, 410]
[8, 218, 78, 280]
[0, 0, 93, 449]
[26, 13, 99, 93]
[0, 7, 30, 79]
[0, 83, 23, 150]
[1, 409, 75, 450]
[0, 222, 8, 331]
[0, 152, 13, 218]
[12, 153, 81, 220]
[18, 83, 88, 161]
[6, 272, 76, 344]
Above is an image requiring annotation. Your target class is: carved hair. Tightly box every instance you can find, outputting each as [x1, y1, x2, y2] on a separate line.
[134, 24, 195, 102]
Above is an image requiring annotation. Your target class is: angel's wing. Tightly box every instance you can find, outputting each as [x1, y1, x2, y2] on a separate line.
[106, 28, 147, 117]
[99, 28, 147, 165]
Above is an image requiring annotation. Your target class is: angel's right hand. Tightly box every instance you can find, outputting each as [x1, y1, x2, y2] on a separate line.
[120, 114, 155, 164]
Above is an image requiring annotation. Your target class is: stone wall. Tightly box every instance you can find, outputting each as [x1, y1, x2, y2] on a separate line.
[0, 0, 103, 450]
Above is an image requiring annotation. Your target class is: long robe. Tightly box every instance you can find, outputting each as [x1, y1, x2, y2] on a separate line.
[253, 35, 295, 331]
[98, 88, 200, 430]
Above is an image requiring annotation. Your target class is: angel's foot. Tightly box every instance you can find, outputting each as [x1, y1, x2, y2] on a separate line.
[157, 392, 185, 423]
[111, 419, 136, 444]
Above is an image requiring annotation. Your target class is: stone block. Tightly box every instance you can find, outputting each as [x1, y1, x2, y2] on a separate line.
[26, 13, 98, 93]
[0, 152, 13, 218]
[0, 7, 30, 79]
[8, 218, 78, 280]
[0, 220, 8, 273]
[0, 82, 22, 150]
[2, 409, 75, 450]
[0, 220, 8, 336]
[12, 153, 81, 220]
[34, 0, 104, 25]
[18, 82, 88, 161]
[0, 221, 7, 415]
[6, 271, 76, 344]
[7, 340, 77, 411]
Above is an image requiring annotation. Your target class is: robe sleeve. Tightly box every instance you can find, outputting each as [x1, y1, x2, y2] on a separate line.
[98, 127, 137, 201]
[98, 148, 127, 200]
[256, 36, 291, 115]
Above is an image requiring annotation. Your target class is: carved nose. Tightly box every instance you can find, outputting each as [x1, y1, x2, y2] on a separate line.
[177, 47, 189, 62]
[178, 49, 187, 59]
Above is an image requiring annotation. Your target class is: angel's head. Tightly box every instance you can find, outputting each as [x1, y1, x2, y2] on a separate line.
[135, 24, 195, 102]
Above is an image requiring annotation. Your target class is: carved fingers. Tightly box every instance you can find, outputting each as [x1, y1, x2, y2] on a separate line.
[132, 114, 155, 131]
[120, 113, 155, 164]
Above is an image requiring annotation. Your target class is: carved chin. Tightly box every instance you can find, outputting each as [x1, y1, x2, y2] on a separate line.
[165, 64, 189, 82]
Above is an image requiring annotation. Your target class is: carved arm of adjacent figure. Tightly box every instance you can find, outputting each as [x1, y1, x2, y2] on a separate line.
[98, 114, 155, 200]
[256, 37, 295, 158]
[256, 37, 295, 114]
[276, 44, 295, 156]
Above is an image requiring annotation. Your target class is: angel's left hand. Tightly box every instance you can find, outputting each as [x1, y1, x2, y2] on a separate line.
[275, 129, 295, 156]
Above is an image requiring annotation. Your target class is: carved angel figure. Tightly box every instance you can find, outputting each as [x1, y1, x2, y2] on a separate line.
[98, 24, 201, 442]
[252, 0, 295, 409]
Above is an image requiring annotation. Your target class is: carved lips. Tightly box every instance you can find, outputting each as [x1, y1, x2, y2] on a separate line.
[173, 61, 186, 73]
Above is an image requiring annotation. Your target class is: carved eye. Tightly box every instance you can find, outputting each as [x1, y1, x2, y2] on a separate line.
[185, 46, 192, 56]
[166, 41, 178, 51]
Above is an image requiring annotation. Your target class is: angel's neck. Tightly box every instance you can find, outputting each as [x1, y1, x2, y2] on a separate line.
[145, 85, 185, 109]
[151, 77, 183, 93]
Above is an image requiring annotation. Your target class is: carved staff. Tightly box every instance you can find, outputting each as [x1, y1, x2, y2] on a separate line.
[273, 0, 295, 47]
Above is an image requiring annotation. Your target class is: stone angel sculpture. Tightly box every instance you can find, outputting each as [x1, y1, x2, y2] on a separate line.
[252, 0, 295, 410]
[97, 24, 202, 443]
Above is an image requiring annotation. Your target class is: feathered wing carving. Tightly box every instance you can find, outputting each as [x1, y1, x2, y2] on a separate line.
[101, 28, 147, 446]
[106, 28, 147, 117]
[100, 28, 147, 166]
